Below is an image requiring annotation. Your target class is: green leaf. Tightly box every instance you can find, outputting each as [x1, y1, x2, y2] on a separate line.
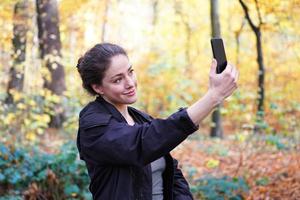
[64, 184, 80, 196]
[0, 173, 5, 181]
[256, 177, 269, 186]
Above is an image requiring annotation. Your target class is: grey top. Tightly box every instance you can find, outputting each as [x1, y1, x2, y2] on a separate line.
[151, 157, 166, 200]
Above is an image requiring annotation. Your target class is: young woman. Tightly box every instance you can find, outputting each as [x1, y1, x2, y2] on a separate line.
[76, 43, 238, 200]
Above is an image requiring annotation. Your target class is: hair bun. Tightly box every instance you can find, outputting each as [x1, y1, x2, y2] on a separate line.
[76, 57, 83, 69]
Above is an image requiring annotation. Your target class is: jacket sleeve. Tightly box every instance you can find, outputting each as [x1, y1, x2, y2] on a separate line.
[78, 108, 198, 167]
[173, 159, 194, 200]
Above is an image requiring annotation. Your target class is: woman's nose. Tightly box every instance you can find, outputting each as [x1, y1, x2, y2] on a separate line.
[125, 76, 135, 88]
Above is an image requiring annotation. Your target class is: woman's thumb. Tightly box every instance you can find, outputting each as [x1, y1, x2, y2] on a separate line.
[210, 59, 217, 75]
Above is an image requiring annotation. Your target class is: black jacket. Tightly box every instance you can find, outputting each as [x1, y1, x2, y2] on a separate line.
[77, 96, 198, 200]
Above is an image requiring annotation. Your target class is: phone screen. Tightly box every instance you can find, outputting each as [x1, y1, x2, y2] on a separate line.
[211, 38, 227, 74]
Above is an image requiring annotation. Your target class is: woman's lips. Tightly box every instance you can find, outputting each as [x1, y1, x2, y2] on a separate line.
[124, 89, 136, 96]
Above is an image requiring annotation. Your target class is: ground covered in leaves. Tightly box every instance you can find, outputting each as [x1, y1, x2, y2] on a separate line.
[172, 133, 300, 200]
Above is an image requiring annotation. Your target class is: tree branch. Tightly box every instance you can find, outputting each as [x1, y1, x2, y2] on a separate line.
[235, 17, 246, 65]
[254, 0, 263, 26]
[239, 0, 258, 32]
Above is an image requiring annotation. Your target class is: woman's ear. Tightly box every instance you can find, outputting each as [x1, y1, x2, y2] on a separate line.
[91, 84, 104, 95]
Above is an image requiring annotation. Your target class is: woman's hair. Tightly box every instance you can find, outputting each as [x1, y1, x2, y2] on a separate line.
[76, 43, 127, 96]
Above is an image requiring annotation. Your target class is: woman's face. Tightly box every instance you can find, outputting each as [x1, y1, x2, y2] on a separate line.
[94, 54, 138, 107]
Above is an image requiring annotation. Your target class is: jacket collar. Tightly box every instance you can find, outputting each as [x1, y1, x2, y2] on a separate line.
[128, 106, 152, 123]
[95, 96, 152, 123]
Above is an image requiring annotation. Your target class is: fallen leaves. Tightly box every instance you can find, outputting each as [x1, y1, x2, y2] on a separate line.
[172, 137, 300, 199]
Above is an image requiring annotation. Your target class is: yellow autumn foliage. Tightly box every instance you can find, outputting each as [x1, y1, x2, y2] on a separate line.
[0, 0, 299, 144]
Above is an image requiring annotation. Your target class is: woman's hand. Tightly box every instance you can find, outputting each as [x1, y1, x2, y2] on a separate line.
[186, 59, 239, 126]
[207, 59, 239, 104]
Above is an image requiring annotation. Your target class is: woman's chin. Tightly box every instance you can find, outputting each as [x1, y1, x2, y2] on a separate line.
[128, 97, 138, 104]
[125, 95, 137, 104]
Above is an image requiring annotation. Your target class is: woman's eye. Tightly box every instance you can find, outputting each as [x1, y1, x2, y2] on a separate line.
[114, 78, 122, 83]
[129, 69, 134, 75]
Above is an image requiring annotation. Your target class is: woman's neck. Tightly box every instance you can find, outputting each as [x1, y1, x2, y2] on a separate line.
[115, 105, 135, 125]
[115, 104, 129, 118]
[102, 96, 134, 124]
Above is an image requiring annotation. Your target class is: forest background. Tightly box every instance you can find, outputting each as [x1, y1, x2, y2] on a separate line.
[0, 0, 300, 199]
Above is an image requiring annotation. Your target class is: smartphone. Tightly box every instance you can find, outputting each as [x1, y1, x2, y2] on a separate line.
[210, 38, 227, 74]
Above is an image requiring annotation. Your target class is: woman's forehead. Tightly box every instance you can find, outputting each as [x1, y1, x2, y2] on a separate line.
[106, 55, 131, 77]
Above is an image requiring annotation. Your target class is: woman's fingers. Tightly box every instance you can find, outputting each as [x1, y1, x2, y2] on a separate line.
[226, 64, 238, 83]
[224, 82, 238, 98]
[223, 63, 233, 74]
[210, 59, 218, 75]
[223, 65, 239, 97]
[208, 60, 239, 100]
[234, 68, 239, 84]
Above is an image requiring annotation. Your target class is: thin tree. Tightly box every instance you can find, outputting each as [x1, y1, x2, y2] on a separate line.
[149, 0, 158, 49]
[152, 0, 158, 27]
[36, 0, 66, 128]
[234, 18, 246, 66]
[173, 0, 192, 68]
[6, 0, 29, 104]
[239, 0, 265, 133]
[101, 0, 110, 42]
[210, 0, 223, 138]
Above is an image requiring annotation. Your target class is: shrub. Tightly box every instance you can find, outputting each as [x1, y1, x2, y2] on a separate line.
[0, 142, 91, 199]
[191, 175, 249, 200]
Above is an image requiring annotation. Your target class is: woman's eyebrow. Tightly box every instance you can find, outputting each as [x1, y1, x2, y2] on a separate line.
[110, 73, 122, 80]
[110, 64, 133, 79]
[127, 64, 133, 71]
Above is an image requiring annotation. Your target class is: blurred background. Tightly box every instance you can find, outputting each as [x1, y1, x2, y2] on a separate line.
[0, 0, 299, 199]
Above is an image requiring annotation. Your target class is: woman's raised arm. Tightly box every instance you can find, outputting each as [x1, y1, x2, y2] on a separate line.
[187, 59, 238, 126]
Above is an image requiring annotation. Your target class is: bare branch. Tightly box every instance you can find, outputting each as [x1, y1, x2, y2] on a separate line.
[101, 0, 109, 42]
[235, 17, 246, 65]
[239, 0, 258, 32]
[254, 0, 263, 26]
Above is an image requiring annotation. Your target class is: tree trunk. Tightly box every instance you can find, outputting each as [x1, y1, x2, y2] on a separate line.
[173, 1, 191, 68]
[210, 0, 223, 138]
[6, 0, 29, 104]
[36, 0, 66, 128]
[234, 19, 245, 66]
[152, 0, 158, 27]
[150, 0, 158, 50]
[254, 28, 265, 131]
[101, 0, 109, 42]
[239, 0, 265, 133]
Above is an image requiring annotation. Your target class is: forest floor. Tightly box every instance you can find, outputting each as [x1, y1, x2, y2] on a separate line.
[172, 133, 300, 200]
[39, 128, 300, 199]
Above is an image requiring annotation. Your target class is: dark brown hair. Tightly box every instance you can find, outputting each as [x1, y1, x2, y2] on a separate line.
[76, 43, 127, 95]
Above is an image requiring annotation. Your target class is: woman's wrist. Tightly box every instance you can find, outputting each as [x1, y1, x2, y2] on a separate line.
[186, 90, 222, 126]
[205, 89, 223, 107]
